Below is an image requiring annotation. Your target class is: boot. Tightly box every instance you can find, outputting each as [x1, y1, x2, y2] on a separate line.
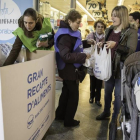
[64, 120, 80, 127]
[95, 101, 102, 107]
[109, 118, 117, 140]
[96, 111, 110, 120]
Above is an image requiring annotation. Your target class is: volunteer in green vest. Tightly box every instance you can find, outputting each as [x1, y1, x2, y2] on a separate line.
[3, 8, 54, 66]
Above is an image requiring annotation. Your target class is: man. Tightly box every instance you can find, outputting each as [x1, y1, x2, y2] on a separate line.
[129, 11, 140, 52]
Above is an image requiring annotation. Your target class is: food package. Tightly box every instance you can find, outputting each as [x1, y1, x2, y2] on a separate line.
[36, 32, 53, 47]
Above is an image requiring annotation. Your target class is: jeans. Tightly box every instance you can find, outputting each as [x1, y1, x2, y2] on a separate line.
[104, 75, 121, 119]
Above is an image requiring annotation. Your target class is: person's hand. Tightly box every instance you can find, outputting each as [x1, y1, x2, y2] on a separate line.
[86, 53, 91, 59]
[106, 41, 116, 49]
[96, 42, 103, 48]
[87, 39, 96, 45]
[37, 40, 49, 47]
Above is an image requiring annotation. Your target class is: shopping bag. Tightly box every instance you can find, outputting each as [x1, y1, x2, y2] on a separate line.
[93, 45, 112, 81]
[16, 46, 27, 63]
[0, 44, 27, 66]
[83, 45, 95, 75]
[83, 45, 95, 68]
[0, 43, 12, 66]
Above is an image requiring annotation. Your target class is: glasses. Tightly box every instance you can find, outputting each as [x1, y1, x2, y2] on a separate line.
[97, 26, 104, 28]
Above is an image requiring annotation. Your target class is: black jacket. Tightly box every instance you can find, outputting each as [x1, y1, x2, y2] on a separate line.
[56, 20, 87, 81]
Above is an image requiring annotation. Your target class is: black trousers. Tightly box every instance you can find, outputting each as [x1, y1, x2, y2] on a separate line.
[90, 75, 102, 102]
[56, 80, 79, 124]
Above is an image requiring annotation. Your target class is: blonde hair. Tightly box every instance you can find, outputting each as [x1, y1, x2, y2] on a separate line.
[112, 6, 129, 29]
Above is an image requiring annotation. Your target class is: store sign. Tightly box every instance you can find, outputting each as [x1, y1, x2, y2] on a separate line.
[92, 10, 102, 17]
[0, 0, 33, 44]
[0, 0, 21, 40]
[86, 0, 101, 10]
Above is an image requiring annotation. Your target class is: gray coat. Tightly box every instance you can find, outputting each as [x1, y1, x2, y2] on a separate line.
[105, 25, 138, 78]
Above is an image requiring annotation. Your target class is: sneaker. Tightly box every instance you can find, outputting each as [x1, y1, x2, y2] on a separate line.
[96, 112, 110, 120]
[64, 120, 80, 127]
[95, 101, 102, 107]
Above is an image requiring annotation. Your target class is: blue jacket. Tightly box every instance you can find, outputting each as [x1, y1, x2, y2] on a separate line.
[135, 28, 140, 52]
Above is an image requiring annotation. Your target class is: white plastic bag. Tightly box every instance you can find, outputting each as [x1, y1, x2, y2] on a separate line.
[83, 45, 95, 68]
[0, 43, 12, 66]
[121, 121, 131, 133]
[16, 46, 27, 63]
[93, 45, 112, 81]
[0, 44, 27, 67]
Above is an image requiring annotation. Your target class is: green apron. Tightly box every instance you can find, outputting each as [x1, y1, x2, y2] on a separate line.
[13, 18, 53, 52]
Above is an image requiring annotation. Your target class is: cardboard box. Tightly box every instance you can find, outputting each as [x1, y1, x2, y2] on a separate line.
[0, 50, 55, 140]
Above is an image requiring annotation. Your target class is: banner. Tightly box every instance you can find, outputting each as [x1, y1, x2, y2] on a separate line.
[92, 10, 102, 17]
[86, 0, 101, 10]
[0, 50, 55, 140]
[0, 0, 33, 44]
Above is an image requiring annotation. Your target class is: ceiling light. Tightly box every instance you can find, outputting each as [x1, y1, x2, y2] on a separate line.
[76, 0, 96, 21]
[60, 11, 67, 16]
[51, 7, 66, 15]
[117, 0, 124, 6]
[51, 7, 59, 12]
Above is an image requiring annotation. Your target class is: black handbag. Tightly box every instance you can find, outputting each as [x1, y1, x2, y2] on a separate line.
[75, 66, 87, 83]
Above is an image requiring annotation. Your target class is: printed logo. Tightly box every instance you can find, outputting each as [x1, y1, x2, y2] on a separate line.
[27, 114, 34, 129]
[79, 44, 83, 48]
[138, 33, 140, 38]
[137, 77, 140, 86]
[0, 0, 21, 40]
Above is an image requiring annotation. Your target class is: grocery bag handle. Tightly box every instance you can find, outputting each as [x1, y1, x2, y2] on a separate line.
[95, 44, 102, 56]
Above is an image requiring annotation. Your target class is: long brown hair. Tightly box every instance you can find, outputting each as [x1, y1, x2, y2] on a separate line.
[111, 6, 129, 29]
[18, 8, 43, 38]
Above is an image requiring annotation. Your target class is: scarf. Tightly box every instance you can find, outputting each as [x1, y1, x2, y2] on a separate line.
[95, 32, 105, 42]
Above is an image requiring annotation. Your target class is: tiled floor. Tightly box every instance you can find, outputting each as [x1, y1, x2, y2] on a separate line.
[43, 75, 123, 140]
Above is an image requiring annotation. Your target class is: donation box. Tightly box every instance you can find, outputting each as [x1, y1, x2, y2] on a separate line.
[0, 50, 55, 140]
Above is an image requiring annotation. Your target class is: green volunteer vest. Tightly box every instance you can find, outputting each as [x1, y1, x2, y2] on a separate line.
[13, 18, 53, 52]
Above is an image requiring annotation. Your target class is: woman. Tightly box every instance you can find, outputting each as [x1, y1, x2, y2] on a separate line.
[54, 9, 90, 127]
[86, 19, 106, 107]
[3, 8, 54, 66]
[96, 5, 137, 138]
